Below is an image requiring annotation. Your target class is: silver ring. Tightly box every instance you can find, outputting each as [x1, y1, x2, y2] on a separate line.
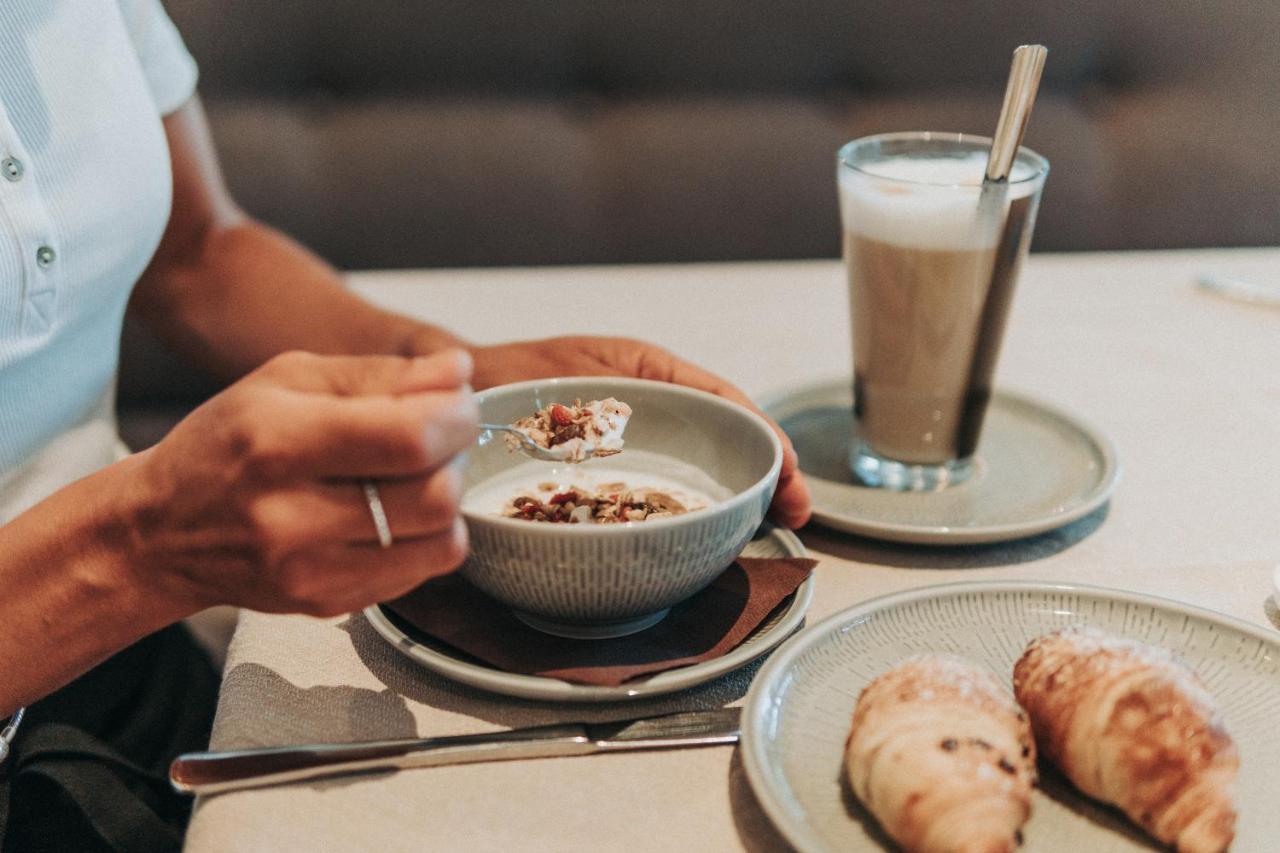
[362, 481, 393, 548]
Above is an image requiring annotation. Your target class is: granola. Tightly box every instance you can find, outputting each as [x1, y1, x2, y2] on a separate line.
[503, 482, 697, 524]
[504, 398, 632, 463]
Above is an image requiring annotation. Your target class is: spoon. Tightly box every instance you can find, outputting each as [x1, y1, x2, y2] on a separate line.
[478, 423, 600, 463]
[984, 45, 1047, 185]
[976, 45, 1047, 232]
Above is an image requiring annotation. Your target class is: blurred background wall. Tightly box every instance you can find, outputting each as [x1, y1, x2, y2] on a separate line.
[120, 1, 1279, 447]
[163, 0, 1280, 269]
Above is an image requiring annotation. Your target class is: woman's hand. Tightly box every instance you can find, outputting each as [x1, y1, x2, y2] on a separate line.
[134, 348, 479, 616]
[467, 336, 812, 529]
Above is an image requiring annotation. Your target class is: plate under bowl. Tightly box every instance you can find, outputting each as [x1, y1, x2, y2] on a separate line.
[364, 524, 812, 702]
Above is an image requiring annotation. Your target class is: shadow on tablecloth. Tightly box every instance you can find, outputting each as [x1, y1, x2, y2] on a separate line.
[213, 631, 751, 795]
[214, 661, 417, 750]
[728, 748, 797, 853]
[798, 502, 1109, 570]
[211, 661, 416, 790]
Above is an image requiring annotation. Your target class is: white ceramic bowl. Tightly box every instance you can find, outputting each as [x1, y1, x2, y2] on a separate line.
[461, 377, 783, 638]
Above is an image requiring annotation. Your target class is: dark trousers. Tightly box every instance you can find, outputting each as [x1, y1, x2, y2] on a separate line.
[0, 625, 219, 852]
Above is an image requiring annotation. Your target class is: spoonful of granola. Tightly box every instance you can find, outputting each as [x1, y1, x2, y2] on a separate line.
[480, 398, 632, 463]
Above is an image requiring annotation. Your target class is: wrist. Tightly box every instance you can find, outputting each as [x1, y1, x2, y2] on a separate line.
[99, 449, 209, 620]
[0, 450, 199, 709]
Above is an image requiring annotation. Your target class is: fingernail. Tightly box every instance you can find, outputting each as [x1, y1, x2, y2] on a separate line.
[458, 390, 480, 425]
[451, 348, 474, 379]
[425, 393, 481, 455]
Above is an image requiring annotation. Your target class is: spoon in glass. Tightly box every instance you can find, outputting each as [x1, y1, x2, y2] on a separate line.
[976, 44, 1047, 231]
[983, 45, 1047, 186]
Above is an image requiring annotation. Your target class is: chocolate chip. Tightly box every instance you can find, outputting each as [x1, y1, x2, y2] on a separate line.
[940, 739, 958, 751]
[1015, 829, 1024, 846]
[998, 758, 1016, 774]
[971, 738, 992, 750]
[1021, 745, 1031, 758]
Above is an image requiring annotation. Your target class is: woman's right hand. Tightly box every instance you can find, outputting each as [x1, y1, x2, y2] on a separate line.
[132, 348, 479, 617]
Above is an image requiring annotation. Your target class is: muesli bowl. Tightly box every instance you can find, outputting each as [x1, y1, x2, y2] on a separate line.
[461, 377, 783, 639]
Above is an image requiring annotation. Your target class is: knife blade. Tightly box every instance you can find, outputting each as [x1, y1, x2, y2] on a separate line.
[169, 708, 741, 796]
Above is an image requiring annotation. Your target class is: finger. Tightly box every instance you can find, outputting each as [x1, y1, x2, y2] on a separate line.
[257, 388, 479, 478]
[286, 519, 470, 616]
[259, 348, 473, 396]
[254, 464, 465, 549]
[769, 471, 813, 529]
[655, 353, 803, 484]
[645, 353, 811, 527]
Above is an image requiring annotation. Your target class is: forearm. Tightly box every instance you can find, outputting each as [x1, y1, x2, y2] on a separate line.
[131, 219, 467, 381]
[0, 452, 196, 713]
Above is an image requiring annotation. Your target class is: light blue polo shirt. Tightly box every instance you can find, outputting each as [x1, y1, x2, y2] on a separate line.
[0, 1, 197, 520]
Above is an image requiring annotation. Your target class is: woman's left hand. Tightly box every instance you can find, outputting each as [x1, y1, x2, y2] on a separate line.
[461, 335, 812, 529]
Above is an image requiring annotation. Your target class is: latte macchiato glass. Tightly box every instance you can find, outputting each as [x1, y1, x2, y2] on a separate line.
[838, 132, 1048, 491]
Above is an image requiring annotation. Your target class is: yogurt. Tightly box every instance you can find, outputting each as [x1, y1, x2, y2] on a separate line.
[465, 449, 732, 519]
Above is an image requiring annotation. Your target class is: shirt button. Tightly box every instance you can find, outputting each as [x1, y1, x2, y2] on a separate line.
[36, 245, 55, 268]
[1, 157, 22, 182]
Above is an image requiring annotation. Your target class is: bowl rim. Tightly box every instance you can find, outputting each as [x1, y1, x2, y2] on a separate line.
[465, 376, 784, 535]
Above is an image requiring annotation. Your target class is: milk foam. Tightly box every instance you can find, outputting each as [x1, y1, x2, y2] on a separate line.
[839, 151, 1041, 250]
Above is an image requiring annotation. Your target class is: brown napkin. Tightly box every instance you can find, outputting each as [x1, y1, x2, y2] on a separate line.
[383, 557, 816, 687]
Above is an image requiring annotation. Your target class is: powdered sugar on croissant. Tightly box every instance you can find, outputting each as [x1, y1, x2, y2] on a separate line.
[1013, 625, 1238, 853]
[844, 654, 1036, 853]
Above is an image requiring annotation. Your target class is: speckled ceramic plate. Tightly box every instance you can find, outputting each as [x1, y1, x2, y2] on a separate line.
[741, 581, 1280, 852]
[364, 524, 813, 702]
[763, 379, 1119, 545]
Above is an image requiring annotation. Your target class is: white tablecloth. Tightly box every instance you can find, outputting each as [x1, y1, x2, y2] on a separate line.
[184, 248, 1280, 852]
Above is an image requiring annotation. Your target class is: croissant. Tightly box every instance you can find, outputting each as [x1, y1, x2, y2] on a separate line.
[844, 655, 1037, 853]
[1013, 625, 1238, 852]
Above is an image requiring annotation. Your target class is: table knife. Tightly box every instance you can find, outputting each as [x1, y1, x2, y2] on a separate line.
[170, 708, 740, 795]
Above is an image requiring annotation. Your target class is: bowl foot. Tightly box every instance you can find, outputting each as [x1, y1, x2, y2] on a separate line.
[512, 609, 671, 639]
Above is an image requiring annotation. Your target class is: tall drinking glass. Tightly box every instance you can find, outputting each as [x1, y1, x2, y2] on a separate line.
[838, 132, 1048, 491]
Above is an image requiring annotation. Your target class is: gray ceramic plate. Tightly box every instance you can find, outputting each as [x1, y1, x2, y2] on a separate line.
[364, 524, 813, 702]
[763, 379, 1119, 544]
[741, 581, 1280, 852]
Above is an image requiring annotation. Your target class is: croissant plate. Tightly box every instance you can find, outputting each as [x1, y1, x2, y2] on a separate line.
[844, 654, 1037, 853]
[1013, 625, 1239, 852]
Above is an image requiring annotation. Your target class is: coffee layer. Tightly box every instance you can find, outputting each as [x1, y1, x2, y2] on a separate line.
[846, 192, 1037, 464]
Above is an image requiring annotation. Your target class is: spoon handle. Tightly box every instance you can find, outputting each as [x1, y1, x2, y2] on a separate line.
[986, 45, 1048, 183]
[478, 423, 565, 461]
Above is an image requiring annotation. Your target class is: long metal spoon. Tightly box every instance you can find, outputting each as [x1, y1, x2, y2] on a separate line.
[985, 45, 1048, 185]
[976, 45, 1048, 235]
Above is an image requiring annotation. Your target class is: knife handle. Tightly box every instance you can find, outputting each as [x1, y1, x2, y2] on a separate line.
[170, 724, 592, 796]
